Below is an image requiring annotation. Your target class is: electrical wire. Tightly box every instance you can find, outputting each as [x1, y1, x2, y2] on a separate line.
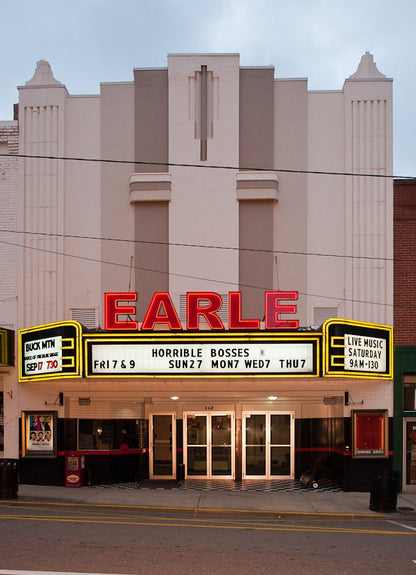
[1, 151, 415, 180]
[0, 228, 397, 262]
[0, 237, 394, 308]
[0, 151, 403, 309]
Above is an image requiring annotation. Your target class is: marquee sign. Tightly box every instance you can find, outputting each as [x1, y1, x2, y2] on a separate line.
[17, 315, 393, 381]
[0, 327, 14, 366]
[84, 332, 320, 378]
[323, 319, 393, 379]
[19, 321, 82, 382]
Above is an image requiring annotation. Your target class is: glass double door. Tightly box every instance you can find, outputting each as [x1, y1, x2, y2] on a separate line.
[184, 412, 234, 478]
[243, 412, 294, 479]
[404, 419, 416, 491]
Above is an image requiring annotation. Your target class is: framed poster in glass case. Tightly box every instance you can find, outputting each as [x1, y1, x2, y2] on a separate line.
[352, 410, 388, 458]
[22, 411, 57, 458]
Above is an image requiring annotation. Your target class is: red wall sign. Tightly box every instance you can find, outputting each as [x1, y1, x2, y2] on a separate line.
[104, 291, 299, 331]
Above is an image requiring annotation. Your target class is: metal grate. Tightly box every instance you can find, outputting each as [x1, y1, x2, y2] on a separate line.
[70, 308, 98, 329]
[313, 307, 338, 326]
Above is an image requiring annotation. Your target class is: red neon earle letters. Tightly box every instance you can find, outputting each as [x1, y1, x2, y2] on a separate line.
[104, 291, 299, 331]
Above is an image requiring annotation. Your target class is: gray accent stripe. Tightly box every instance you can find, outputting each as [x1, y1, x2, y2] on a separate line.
[135, 202, 169, 320]
[239, 200, 274, 318]
[239, 68, 274, 170]
[134, 69, 168, 172]
[130, 181, 171, 191]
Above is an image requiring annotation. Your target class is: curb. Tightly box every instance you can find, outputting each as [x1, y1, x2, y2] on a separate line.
[6, 497, 414, 521]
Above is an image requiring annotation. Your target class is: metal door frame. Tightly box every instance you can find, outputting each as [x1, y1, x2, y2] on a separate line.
[149, 412, 176, 480]
[403, 418, 416, 492]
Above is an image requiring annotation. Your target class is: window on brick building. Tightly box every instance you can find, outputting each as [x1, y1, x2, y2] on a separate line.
[404, 375, 416, 411]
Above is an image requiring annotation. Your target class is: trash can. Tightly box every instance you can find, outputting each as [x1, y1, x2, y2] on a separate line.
[369, 469, 398, 512]
[0, 459, 19, 499]
[177, 463, 185, 481]
[65, 453, 85, 487]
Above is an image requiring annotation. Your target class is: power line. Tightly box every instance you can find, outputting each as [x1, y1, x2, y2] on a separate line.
[0, 238, 393, 308]
[0, 152, 400, 308]
[1, 151, 413, 180]
[0, 229, 398, 262]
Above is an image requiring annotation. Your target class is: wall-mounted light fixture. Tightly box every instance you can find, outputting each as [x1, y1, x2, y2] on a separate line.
[45, 392, 64, 406]
[78, 397, 91, 406]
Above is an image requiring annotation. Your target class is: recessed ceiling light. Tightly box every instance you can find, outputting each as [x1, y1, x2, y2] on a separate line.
[170, 396, 179, 400]
[268, 395, 277, 400]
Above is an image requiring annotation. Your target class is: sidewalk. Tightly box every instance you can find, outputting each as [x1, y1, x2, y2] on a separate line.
[12, 483, 416, 520]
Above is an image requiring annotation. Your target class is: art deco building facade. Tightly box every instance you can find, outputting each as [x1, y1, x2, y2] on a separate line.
[0, 53, 394, 490]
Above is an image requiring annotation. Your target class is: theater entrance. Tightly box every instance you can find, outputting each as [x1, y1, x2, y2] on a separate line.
[243, 412, 294, 479]
[404, 419, 416, 491]
[184, 412, 235, 479]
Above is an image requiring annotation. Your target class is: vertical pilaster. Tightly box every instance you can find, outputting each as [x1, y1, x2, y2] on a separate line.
[18, 61, 67, 327]
[344, 54, 393, 325]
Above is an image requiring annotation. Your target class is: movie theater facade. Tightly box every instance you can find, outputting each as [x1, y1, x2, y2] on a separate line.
[16, 291, 393, 491]
[0, 52, 394, 491]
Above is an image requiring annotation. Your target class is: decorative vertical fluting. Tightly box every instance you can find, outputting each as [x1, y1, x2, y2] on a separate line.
[347, 98, 391, 324]
[23, 104, 63, 325]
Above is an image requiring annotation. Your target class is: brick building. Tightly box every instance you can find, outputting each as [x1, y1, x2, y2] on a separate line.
[0, 118, 19, 330]
[0, 117, 19, 453]
[393, 179, 416, 491]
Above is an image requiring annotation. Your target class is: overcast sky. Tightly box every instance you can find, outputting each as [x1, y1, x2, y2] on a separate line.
[2, 0, 414, 177]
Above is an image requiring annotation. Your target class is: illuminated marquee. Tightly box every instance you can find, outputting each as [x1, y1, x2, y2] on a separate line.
[323, 319, 393, 379]
[19, 321, 82, 382]
[84, 332, 320, 378]
[17, 316, 393, 381]
[0, 327, 14, 366]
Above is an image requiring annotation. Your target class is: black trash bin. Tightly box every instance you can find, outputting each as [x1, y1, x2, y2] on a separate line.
[0, 459, 19, 499]
[177, 463, 185, 482]
[369, 469, 398, 512]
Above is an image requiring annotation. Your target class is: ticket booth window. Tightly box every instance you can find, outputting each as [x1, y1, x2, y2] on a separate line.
[78, 419, 139, 450]
[352, 410, 388, 458]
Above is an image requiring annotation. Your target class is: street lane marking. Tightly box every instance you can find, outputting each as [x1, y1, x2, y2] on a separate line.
[0, 498, 385, 521]
[0, 572, 139, 575]
[387, 520, 416, 532]
[0, 504, 397, 526]
[0, 512, 415, 535]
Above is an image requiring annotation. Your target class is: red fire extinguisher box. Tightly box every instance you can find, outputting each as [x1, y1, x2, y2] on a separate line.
[65, 453, 85, 487]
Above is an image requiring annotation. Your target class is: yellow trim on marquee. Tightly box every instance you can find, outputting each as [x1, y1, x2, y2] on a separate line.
[83, 331, 321, 379]
[18, 320, 82, 382]
[323, 318, 393, 379]
[16, 318, 393, 382]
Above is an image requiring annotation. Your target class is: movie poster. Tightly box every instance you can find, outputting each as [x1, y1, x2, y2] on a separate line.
[22, 411, 57, 458]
